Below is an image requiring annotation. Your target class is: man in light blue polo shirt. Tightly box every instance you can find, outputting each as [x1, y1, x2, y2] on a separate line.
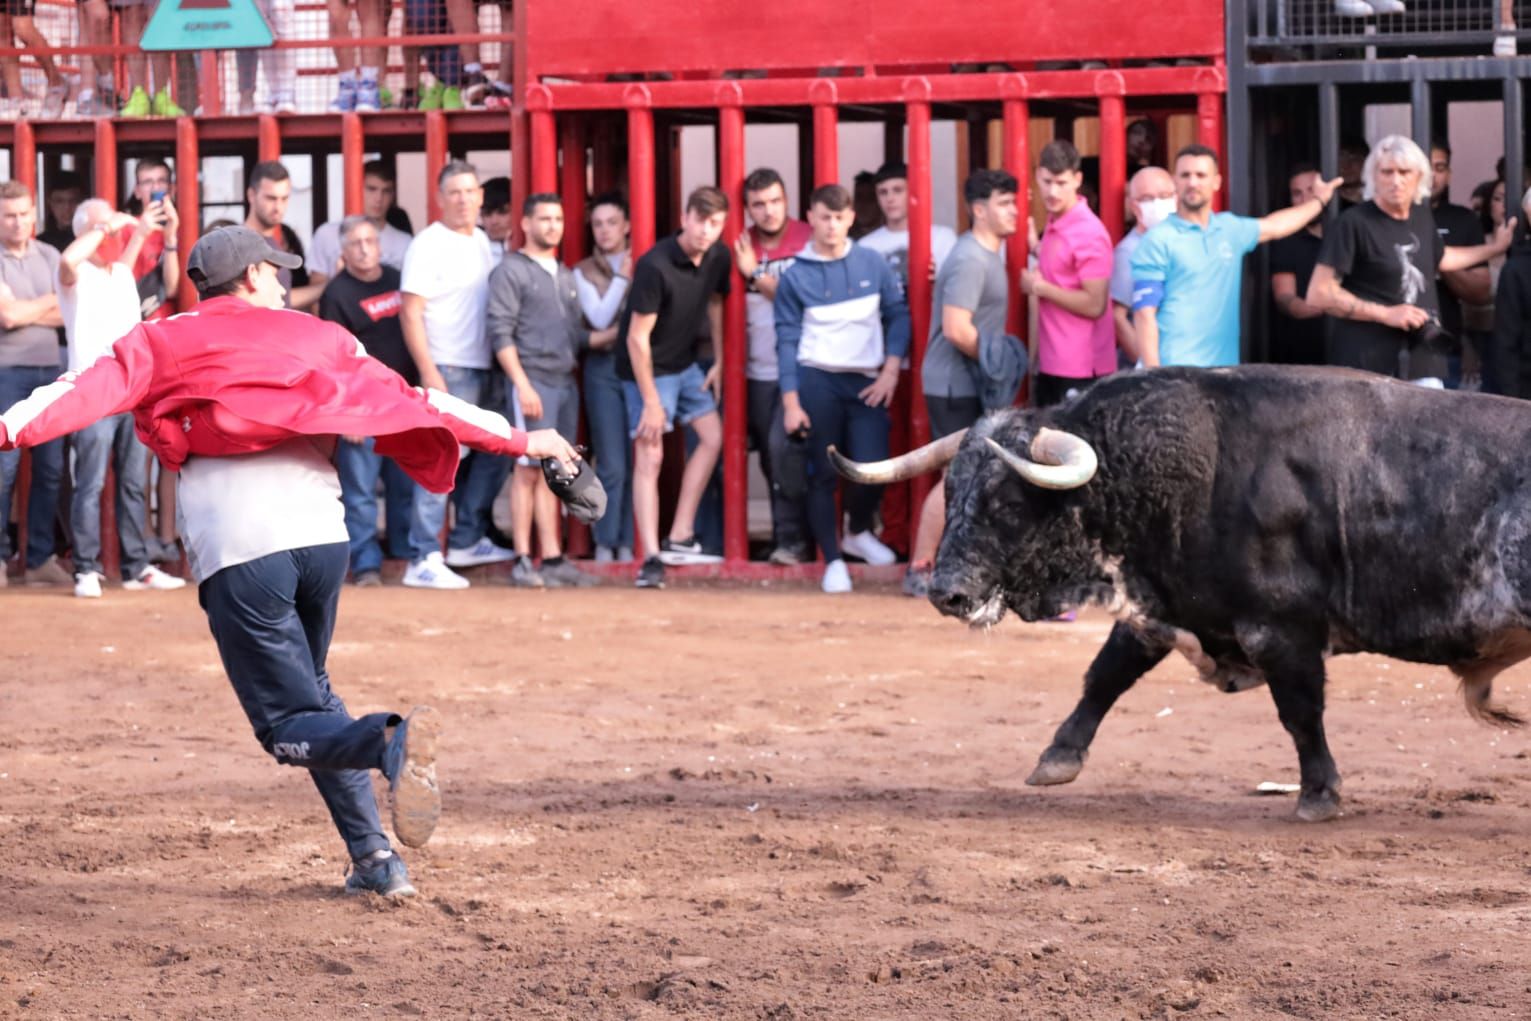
[1131, 143, 1340, 367]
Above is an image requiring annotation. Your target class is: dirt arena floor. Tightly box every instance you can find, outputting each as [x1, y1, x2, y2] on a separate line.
[3, 579, 1531, 1020]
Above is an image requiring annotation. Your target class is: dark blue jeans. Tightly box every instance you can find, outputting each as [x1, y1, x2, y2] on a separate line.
[0, 363, 66, 569]
[797, 366, 890, 563]
[337, 437, 414, 575]
[409, 365, 511, 562]
[583, 351, 634, 551]
[199, 542, 393, 861]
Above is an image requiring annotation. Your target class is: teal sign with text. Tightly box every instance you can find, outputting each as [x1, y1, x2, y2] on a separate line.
[141, 0, 274, 51]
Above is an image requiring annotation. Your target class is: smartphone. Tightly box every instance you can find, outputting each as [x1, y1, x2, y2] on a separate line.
[150, 189, 166, 203]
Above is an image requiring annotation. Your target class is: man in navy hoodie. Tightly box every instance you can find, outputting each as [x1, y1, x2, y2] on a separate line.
[774, 184, 911, 594]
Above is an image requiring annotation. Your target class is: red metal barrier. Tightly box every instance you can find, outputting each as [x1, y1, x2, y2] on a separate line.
[174, 116, 198, 312]
[424, 110, 447, 224]
[1098, 79, 1127, 241]
[530, 109, 557, 195]
[810, 82, 838, 189]
[905, 84, 935, 514]
[718, 93, 748, 563]
[342, 113, 365, 216]
[93, 119, 117, 207]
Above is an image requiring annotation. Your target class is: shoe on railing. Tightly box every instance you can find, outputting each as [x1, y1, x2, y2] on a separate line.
[120, 86, 151, 118]
[152, 87, 186, 117]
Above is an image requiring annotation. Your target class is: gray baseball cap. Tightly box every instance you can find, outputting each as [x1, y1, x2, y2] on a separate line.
[186, 225, 303, 293]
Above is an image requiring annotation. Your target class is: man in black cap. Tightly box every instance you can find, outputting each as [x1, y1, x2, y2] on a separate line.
[0, 225, 585, 898]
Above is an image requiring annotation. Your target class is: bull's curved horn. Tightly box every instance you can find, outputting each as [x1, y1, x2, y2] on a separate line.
[829, 429, 967, 484]
[984, 428, 1098, 490]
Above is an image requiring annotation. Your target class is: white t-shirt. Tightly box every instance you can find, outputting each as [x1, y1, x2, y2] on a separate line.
[58, 260, 142, 372]
[306, 218, 413, 278]
[400, 222, 494, 369]
[177, 437, 348, 583]
[858, 224, 959, 290]
[528, 253, 559, 278]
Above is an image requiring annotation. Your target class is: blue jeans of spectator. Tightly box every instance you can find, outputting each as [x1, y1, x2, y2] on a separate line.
[688, 357, 724, 556]
[403, 0, 461, 87]
[409, 365, 510, 563]
[797, 366, 890, 563]
[583, 351, 634, 552]
[199, 541, 392, 862]
[0, 363, 67, 569]
[71, 413, 152, 580]
[337, 437, 415, 575]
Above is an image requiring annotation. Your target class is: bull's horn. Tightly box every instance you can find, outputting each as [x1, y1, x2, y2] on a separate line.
[984, 428, 1098, 490]
[829, 429, 967, 484]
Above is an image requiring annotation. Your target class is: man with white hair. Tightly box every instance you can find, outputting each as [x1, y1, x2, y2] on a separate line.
[55, 196, 185, 598]
[1308, 134, 1516, 379]
[1109, 165, 1175, 363]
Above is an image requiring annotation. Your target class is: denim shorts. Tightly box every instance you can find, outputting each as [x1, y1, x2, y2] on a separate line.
[622, 362, 716, 438]
[510, 377, 580, 467]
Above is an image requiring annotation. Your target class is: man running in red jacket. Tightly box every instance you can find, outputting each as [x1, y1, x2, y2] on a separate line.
[0, 226, 579, 898]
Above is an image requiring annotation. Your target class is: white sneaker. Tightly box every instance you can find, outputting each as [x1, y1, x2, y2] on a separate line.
[841, 529, 897, 566]
[74, 571, 103, 599]
[403, 552, 470, 590]
[444, 536, 517, 568]
[271, 95, 298, 115]
[123, 565, 187, 591]
[594, 545, 615, 563]
[617, 545, 635, 563]
[822, 558, 852, 594]
[1494, 34, 1517, 57]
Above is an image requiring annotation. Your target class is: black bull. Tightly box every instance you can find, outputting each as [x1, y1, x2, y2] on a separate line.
[833, 365, 1527, 822]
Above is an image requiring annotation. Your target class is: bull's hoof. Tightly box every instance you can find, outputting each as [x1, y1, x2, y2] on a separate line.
[1025, 748, 1085, 786]
[1294, 788, 1342, 823]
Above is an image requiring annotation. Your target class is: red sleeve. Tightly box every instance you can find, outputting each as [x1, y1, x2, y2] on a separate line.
[0, 325, 156, 450]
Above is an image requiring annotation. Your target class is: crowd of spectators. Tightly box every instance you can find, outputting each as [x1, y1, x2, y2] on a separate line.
[7, 120, 1531, 598]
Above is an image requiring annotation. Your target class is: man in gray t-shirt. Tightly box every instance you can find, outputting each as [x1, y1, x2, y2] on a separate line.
[909, 169, 1019, 597]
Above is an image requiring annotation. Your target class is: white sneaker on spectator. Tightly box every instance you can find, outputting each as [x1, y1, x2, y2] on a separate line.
[617, 545, 634, 563]
[594, 545, 615, 563]
[822, 559, 853, 594]
[271, 94, 298, 115]
[355, 79, 381, 112]
[123, 565, 187, 591]
[445, 536, 517, 567]
[403, 552, 470, 590]
[74, 571, 104, 599]
[1495, 34, 1517, 56]
[1334, 0, 1372, 13]
[841, 530, 897, 566]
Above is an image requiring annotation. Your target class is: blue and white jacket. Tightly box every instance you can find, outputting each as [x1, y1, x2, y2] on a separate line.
[772, 241, 911, 394]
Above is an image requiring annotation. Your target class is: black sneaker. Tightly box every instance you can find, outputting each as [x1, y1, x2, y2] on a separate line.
[636, 555, 666, 589]
[658, 536, 723, 566]
[345, 850, 416, 897]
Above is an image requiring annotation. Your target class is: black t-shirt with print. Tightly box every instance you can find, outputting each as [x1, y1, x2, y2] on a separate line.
[318, 266, 417, 385]
[1318, 200, 1443, 375]
[614, 233, 732, 381]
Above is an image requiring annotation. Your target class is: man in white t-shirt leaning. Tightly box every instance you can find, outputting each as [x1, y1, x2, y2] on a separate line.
[858, 161, 960, 292]
[305, 161, 413, 289]
[399, 160, 510, 589]
[56, 197, 185, 598]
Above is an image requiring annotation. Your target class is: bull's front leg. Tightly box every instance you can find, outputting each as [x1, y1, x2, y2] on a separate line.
[1027, 622, 1170, 786]
[1242, 626, 1342, 821]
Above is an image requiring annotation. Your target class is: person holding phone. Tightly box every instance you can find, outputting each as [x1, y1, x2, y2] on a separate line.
[126, 159, 181, 324]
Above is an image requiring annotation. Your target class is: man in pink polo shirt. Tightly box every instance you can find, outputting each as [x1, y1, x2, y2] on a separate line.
[1022, 140, 1116, 407]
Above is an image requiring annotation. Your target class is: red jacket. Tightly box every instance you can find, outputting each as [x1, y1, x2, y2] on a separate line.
[0, 295, 526, 493]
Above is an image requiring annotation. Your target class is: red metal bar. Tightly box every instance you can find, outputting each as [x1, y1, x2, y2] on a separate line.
[175, 116, 199, 312]
[198, 49, 223, 118]
[590, 114, 618, 195]
[1197, 90, 1224, 212]
[560, 115, 588, 265]
[811, 83, 839, 187]
[905, 84, 933, 513]
[530, 109, 558, 194]
[718, 97, 748, 564]
[425, 110, 448, 225]
[258, 115, 281, 164]
[510, 107, 529, 250]
[13, 120, 35, 194]
[1098, 84, 1126, 241]
[94, 119, 117, 208]
[627, 101, 655, 257]
[1002, 94, 1030, 341]
[342, 113, 365, 216]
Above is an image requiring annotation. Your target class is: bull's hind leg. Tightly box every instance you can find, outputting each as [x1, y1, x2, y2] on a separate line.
[1244, 629, 1342, 821]
[1027, 622, 1170, 786]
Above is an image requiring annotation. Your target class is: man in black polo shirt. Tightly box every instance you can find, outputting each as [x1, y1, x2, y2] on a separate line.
[1268, 163, 1329, 365]
[320, 215, 417, 586]
[616, 185, 732, 589]
[1429, 141, 1491, 385]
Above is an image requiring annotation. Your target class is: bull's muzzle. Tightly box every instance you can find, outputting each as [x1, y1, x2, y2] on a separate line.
[985, 428, 1098, 490]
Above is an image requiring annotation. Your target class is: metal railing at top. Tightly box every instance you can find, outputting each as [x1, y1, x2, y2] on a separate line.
[1248, 0, 1528, 50]
[0, 0, 512, 118]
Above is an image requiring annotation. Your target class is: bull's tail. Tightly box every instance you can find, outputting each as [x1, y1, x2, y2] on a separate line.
[1459, 674, 1527, 729]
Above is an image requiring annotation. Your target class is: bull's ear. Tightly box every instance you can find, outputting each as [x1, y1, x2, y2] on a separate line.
[984, 428, 1097, 490]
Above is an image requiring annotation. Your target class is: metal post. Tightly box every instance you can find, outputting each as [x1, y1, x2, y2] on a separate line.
[13, 120, 34, 194]
[905, 81, 934, 511]
[1410, 77, 1431, 150]
[1098, 85, 1126, 240]
[531, 108, 558, 194]
[94, 119, 117, 207]
[342, 113, 365, 216]
[175, 116, 199, 311]
[811, 83, 839, 187]
[425, 110, 448, 225]
[718, 97, 748, 564]
[627, 97, 655, 257]
[1002, 89, 1030, 341]
[198, 49, 222, 117]
[560, 114, 588, 264]
[1506, 78, 1524, 230]
[1318, 82, 1340, 184]
[257, 115, 280, 164]
[1197, 91, 1224, 211]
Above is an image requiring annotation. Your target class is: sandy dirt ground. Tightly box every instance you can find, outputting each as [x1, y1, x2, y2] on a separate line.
[2, 581, 1530, 1020]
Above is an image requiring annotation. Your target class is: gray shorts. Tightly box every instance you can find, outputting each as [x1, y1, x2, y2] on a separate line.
[510, 377, 580, 467]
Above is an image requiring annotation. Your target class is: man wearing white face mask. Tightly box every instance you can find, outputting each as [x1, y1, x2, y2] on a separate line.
[1109, 166, 1174, 364]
